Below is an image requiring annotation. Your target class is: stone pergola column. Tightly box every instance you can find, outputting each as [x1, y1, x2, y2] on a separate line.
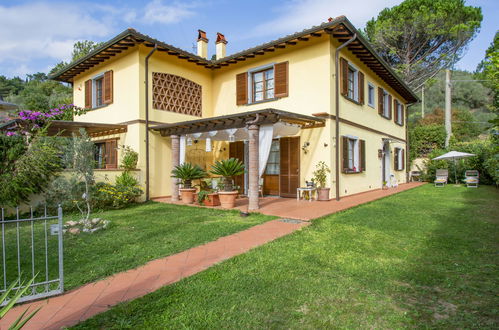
[247, 124, 260, 211]
[171, 134, 180, 201]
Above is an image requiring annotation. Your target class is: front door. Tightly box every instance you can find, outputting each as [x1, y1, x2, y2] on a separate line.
[382, 141, 391, 186]
[279, 137, 300, 198]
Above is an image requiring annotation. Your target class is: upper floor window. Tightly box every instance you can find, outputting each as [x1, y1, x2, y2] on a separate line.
[347, 66, 358, 101]
[252, 68, 274, 102]
[395, 101, 404, 125]
[85, 70, 113, 109]
[236, 62, 288, 105]
[94, 76, 104, 107]
[340, 58, 364, 105]
[368, 83, 375, 108]
[378, 87, 392, 119]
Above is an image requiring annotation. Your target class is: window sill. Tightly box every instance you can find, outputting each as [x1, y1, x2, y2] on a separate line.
[395, 122, 404, 126]
[245, 98, 279, 106]
[380, 114, 391, 120]
[85, 104, 109, 111]
[343, 96, 362, 106]
[94, 168, 140, 172]
[368, 103, 375, 109]
[343, 170, 363, 174]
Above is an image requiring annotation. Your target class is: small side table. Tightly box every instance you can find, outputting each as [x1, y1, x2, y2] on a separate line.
[297, 187, 317, 202]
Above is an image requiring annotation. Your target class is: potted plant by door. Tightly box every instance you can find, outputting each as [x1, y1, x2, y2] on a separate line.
[210, 158, 245, 208]
[171, 163, 206, 204]
[197, 190, 221, 206]
[313, 161, 331, 201]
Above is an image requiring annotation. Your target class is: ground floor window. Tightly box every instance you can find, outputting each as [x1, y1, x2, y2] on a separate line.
[94, 139, 118, 169]
[342, 136, 365, 173]
[265, 140, 280, 175]
[394, 147, 405, 171]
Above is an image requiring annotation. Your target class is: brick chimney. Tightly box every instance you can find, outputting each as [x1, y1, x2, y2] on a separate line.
[197, 29, 208, 59]
[216, 32, 227, 60]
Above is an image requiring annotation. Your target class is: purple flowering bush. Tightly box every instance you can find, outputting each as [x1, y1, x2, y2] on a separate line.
[6, 104, 86, 137]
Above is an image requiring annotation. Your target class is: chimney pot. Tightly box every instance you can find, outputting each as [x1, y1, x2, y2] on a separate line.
[215, 32, 227, 60]
[196, 29, 208, 59]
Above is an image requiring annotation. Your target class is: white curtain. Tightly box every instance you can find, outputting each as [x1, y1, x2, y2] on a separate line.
[179, 135, 186, 165]
[258, 124, 274, 178]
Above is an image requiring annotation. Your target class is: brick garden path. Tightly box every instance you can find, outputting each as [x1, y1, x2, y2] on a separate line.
[1, 182, 424, 329]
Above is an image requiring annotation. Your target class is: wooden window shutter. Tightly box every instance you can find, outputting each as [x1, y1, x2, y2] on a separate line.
[360, 140, 366, 172]
[378, 87, 383, 115]
[394, 147, 399, 170]
[394, 99, 398, 123]
[388, 94, 392, 119]
[85, 79, 92, 109]
[274, 61, 289, 98]
[236, 72, 248, 105]
[342, 136, 349, 172]
[340, 58, 348, 97]
[103, 70, 113, 104]
[358, 71, 365, 104]
[105, 140, 118, 169]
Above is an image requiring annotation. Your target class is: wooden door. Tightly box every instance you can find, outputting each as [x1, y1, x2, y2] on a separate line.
[279, 137, 300, 198]
[229, 141, 245, 193]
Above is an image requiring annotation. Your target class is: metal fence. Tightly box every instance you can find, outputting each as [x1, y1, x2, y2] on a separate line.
[0, 206, 64, 305]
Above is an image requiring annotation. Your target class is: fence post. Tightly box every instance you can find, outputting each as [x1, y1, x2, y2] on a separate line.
[57, 205, 64, 293]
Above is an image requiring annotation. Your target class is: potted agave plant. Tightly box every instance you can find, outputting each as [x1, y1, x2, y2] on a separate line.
[171, 163, 206, 204]
[210, 158, 245, 208]
[313, 161, 331, 201]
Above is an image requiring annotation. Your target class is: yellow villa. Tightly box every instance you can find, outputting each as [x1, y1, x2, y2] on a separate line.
[49, 16, 418, 210]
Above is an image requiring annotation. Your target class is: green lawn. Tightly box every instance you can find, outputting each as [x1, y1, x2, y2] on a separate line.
[0, 202, 274, 291]
[75, 184, 499, 329]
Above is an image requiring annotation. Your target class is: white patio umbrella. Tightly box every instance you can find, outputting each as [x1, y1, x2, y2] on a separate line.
[432, 151, 475, 184]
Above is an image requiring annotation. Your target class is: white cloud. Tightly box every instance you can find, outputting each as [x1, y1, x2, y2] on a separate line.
[0, 2, 113, 64]
[248, 0, 403, 39]
[143, 0, 196, 24]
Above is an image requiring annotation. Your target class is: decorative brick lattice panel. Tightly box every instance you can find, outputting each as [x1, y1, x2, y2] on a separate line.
[153, 72, 202, 117]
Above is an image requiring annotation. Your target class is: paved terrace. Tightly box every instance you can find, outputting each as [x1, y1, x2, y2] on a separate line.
[155, 182, 425, 220]
[1, 182, 424, 329]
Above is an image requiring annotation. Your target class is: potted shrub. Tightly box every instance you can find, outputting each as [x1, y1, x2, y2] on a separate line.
[171, 163, 206, 204]
[197, 190, 220, 206]
[382, 181, 388, 190]
[313, 161, 331, 201]
[210, 158, 245, 208]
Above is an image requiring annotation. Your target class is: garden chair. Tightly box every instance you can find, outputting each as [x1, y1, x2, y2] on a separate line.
[463, 170, 479, 188]
[434, 169, 448, 187]
[410, 170, 422, 182]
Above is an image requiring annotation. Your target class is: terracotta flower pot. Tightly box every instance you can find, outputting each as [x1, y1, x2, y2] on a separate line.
[317, 188, 330, 201]
[203, 193, 221, 207]
[218, 191, 238, 208]
[179, 188, 196, 204]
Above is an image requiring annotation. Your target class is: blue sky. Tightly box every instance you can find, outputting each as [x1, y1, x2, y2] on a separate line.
[0, 0, 496, 78]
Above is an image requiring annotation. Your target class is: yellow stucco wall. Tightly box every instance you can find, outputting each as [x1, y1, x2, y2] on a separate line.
[68, 34, 410, 200]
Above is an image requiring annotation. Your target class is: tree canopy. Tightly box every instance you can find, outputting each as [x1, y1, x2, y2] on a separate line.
[50, 40, 103, 75]
[364, 0, 482, 89]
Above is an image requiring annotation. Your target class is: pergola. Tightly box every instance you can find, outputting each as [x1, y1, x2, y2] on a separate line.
[150, 109, 325, 210]
[0, 119, 127, 137]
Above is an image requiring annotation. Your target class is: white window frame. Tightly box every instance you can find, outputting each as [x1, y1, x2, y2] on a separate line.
[383, 89, 390, 117]
[92, 72, 105, 108]
[347, 64, 359, 102]
[345, 135, 360, 172]
[247, 63, 275, 104]
[367, 82, 375, 108]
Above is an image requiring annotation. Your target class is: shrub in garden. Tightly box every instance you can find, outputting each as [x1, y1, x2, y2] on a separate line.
[120, 145, 138, 170]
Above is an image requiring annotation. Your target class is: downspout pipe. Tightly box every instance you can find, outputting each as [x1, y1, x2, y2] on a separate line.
[334, 33, 357, 201]
[145, 44, 158, 201]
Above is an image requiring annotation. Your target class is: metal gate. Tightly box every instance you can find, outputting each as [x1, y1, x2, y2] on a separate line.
[0, 206, 64, 305]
